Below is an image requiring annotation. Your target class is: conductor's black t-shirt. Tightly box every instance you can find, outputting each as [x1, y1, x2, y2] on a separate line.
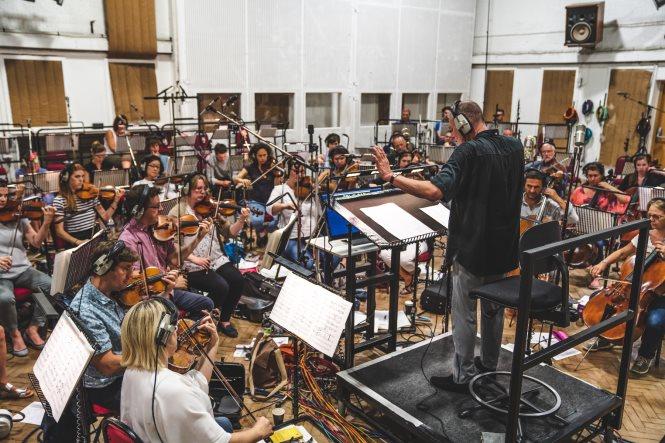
[430, 129, 524, 276]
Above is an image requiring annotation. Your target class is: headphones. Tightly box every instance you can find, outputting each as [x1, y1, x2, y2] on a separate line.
[451, 100, 472, 135]
[152, 297, 178, 348]
[328, 146, 349, 160]
[0, 409, 23, 439]
[60, 163, 75, 184]
[129, 184, 151, 220]
[524, 167, 547, 184]
[92, 240, 126, 276]
[181, 173, 208, 197]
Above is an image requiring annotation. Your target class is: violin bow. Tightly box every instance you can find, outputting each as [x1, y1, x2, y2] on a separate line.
[204, 186, 224, 273]
[135, 241, 152, 300]
[178, 323, 258, 423]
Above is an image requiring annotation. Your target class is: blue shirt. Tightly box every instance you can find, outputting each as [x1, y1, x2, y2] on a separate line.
[70, 279, 125, 388]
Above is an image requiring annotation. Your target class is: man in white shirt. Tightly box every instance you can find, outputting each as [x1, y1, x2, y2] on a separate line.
[521, 168, 579, 225]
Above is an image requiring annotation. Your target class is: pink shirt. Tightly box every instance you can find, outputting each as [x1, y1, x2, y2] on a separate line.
[119, 219, 174, 272]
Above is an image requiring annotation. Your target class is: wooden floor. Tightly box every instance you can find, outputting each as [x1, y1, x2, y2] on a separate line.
[3, 269, 664, 442]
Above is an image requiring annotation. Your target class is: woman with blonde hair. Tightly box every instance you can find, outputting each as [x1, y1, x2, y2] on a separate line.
[119, 299, 272, 443]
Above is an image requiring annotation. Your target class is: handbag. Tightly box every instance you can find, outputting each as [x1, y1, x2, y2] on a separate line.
[248, 332, 288, 400]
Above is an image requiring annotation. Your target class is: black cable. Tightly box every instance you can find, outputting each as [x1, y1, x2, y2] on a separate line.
[20, 426, 42, 443]
[152, 345, 165, 443]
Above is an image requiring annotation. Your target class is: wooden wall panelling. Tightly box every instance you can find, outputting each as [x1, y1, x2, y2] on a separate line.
[599, 69, 652, 165]
[108, 63, 159, 121]
[4, 59, 67, 127]
[483, 70, 514, 122]
[539, 70, 576, 124]
[651, 82, 665, 167]
[105, 0, 157, 58]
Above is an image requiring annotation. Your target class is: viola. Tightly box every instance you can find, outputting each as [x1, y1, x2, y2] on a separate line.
[582, 249, 665, 341]
[152, 214, 201, 242]
[116, 267, 167, 308]
[194, 198, 243, 218]
[76, 183, 99, 200]
[168, 310, 220, 374]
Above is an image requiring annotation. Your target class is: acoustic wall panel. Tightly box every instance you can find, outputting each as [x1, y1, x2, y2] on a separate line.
[303, 0, 353, 90]
[436, 10, 475, 93]
[247, 0, 302, 90]
[182, 0, 246, 90]
[356, 3, 399, 90]
[398, 6, 438, 90]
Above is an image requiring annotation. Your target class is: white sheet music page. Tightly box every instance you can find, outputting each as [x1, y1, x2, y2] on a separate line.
[419, 203, 450, 228]
[33, 311, 94, 422]
[360, 202, 432, 240]
[269, 273, 352, 357]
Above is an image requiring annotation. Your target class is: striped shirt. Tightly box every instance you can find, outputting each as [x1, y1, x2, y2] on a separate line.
[53, 195, 100, 233]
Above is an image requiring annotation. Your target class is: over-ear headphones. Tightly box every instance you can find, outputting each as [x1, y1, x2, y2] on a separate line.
[0, 409, 23, 439]
[452, 100, 472, 136]
[130, 184, 151, 220]
[92, 240, 126, 276]
[582, 162, 605, 177]
[524, 167, 547, 184]
[60, 163, 75, 184]
[152, 297, 178, 348]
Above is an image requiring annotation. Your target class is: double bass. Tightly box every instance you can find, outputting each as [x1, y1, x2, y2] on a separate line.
[582, 249, 665, 341]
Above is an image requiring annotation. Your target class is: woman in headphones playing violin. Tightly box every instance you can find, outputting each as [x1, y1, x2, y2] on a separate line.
[169, 174, 250, 338]
[52, 163, 123, 248]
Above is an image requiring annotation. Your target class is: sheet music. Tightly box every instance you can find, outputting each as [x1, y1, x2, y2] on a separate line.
[360, 202, 432, 240]
[269, 274, 352, 357]
[33, 312, 94, 422]
[419, 203, 450, 228]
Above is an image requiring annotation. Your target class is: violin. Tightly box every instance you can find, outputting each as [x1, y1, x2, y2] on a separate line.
[582, 249, 665, 341]
[98, 186, 126, 202]
[152, 214, 201, 242]
[116, 267, 167, 308]
[193, 198, 244, 217]
[168, 310, 220, 374]
[0, 198, 46, 223]
[76, 183, 99, 200]
[296, 176, 314, 200]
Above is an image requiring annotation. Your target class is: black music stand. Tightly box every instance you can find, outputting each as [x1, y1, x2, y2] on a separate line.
[332, 189, 447, 368]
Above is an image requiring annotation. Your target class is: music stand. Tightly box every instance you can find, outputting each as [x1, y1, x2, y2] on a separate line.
[638, 186, 665, 212]
[91, 169, 129, 188]
[21, 171, 60, 196]
[331, 189, 446, 368]
[159, 197, 179, 215]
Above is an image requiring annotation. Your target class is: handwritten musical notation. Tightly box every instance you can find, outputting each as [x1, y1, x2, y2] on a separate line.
[269, 274, 352, 357]
[33, 312, 94, 422]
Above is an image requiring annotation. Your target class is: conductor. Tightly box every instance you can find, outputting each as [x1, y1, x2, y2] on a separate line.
[371, 100, 524, 392]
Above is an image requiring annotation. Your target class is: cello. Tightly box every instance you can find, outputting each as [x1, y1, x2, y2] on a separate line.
[582, 249, 665, 341]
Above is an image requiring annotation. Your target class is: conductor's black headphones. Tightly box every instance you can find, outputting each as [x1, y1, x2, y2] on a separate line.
[452, 100, 472, 136]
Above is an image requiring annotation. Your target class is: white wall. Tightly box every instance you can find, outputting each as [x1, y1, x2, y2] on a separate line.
[176, 0, 476, 149]
[471, 0, 665, 164]
[0, 0, 174, 129]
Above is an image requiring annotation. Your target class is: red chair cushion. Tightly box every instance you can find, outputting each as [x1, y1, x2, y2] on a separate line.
[14, 287, 32, 303]
[417, 251, 432, 263]
[103, 418, 141, 443]
[46, 162, 66, 171]
[91, 403, 115, 417]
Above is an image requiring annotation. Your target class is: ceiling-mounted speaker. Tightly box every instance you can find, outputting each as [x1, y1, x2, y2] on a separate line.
[565, 2, 604, 48]
[655, 0, 665, 9]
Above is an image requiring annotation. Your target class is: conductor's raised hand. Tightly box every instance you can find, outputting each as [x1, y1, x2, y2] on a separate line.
[371, 146, 392, 182]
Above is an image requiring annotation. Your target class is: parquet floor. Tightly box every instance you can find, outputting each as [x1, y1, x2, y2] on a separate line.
[3, 269, 664, 442]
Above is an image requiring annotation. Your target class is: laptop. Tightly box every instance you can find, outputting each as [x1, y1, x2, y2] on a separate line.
[319, 187, 383, 245]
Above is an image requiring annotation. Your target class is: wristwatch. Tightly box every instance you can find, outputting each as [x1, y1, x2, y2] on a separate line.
[389, 172, 399, 184]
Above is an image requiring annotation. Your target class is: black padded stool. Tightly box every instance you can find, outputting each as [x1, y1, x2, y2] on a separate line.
[459, 221, 571, 438]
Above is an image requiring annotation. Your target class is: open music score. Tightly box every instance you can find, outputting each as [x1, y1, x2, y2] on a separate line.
[32, 311, 94, 422]
[269, 273, 352, 357]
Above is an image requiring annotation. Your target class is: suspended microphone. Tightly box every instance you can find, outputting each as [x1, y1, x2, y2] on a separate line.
[574, 124, 586, 146]
[222, 95, 238, 108]
[200, 96, 220, 115]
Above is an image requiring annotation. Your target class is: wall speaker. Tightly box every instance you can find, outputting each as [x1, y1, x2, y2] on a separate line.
[565, 2, 604, 48]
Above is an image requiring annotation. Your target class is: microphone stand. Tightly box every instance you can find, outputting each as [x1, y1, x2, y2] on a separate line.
[618, 93, 665, 156]
[560, 142, 582, 238]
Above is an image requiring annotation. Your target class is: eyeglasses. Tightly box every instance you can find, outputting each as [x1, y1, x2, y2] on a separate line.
[147, 164, 161, 169]
[648, 214, 664, 220]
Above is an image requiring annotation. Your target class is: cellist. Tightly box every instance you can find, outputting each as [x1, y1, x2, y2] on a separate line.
[587, 197, 665, 376]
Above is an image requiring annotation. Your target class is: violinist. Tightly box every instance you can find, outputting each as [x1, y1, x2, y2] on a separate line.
[618, 154, 665, 191]
[132, 155, 178, 201]
[235, 127, 252, 157]
[267, 162, 320, 270]
[318, 146, 358, 192]
[119, 185, 214, 319]
[321, 133, 341, 167]
[143, 136, 170, 172]
[42, 240, 179, 441]
[119, 299, 273, 442]
[15, 152, 55, 206]
[0, 181, 54, 357]
[571, 162, 630, 214]
[53, 163, 123, 248]
[85, 141, 109, 183]
[525, 140, 568, 196]
[521, 169, 578, 224]
[234, 143, 280, 247]
[383, 132, 410, 165]
[434, 106, 454, 145]
[105, 115, 128, 156]
[587, 198, 665, 376]
[206, 143, 233, 198]
[169, 174, 249, 338]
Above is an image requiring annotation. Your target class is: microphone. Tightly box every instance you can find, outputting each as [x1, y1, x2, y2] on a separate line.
[617, 91, 630, 98]
[574, 124, 586, 147]
[343, 153, 361, 159]
[200, 96, 220, 115]
[222, 95, 238, 108]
